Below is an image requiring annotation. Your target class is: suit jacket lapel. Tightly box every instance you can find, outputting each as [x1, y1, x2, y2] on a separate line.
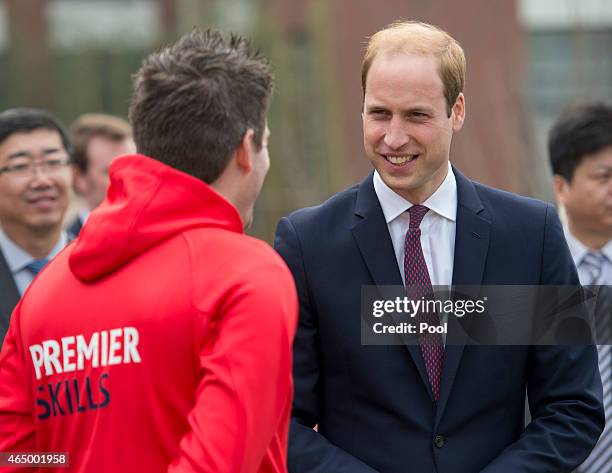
[351, 172, 434, 398]
[351, 173, 402, 287]
[436, 167, 491, 423]
[0, 249, 21, 341]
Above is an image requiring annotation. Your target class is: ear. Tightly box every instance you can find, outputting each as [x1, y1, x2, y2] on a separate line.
[235, 129, 255, 173]
[451, 93, 465, 132]
[552, 174, 570, 206]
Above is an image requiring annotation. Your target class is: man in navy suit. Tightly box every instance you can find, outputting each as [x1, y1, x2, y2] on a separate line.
[0, 108, 73, 345]
[275, 21, 604, 473]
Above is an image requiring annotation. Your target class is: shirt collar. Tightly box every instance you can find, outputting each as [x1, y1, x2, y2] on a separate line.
[373, 162, 457, 224]
[79, 208, 90, 225]
[603, 239, 612, 262]
[563, 227, 612, 264]
[0, 228, 68, 273]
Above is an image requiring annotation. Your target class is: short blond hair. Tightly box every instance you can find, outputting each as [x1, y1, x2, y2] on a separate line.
[361, 21, 466, 115]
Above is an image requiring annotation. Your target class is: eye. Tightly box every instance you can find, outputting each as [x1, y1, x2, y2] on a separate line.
[368, 109, 390, 119]
[409, 111, 429, 120]
[44, 159, 64, 170]
[9, 163, 31, 173]
[591, 172, 611, 183]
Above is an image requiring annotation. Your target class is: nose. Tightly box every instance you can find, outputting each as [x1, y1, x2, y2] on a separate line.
[383, 117, 409, 150]
[29, 164, 54, 187]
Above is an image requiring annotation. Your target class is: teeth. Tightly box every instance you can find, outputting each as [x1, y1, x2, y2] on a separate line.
[386, 155, 416, 165]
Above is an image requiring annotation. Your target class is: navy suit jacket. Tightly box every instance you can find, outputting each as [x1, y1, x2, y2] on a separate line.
[66, 216, 83, 237]
[0, 250, 20, 346]
[274, 167, 604, 473]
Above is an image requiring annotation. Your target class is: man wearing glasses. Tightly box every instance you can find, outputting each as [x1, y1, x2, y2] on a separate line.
[0, 108, 72, 345]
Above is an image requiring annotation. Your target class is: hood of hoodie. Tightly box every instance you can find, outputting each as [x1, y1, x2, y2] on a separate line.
[69, 154, 244, 282]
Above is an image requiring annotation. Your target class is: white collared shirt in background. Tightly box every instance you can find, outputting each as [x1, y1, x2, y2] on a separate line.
[564, 229, 612, 285]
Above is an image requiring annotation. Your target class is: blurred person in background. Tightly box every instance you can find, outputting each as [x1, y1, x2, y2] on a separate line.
[67, 113, 135, 235]
[0, 29, 297, 473]
[0, 108, 72, 345]
[275, 20, 604, 473]
[549, 102, 612, 473]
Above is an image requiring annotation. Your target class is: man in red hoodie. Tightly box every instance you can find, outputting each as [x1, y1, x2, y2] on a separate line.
[0, 30, 298, 473]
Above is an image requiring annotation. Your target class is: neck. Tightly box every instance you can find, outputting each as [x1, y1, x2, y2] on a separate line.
[568, 222, 610, 251]
[400, 163, 448, 204]
[1, 223, 62, 259]
[209, 182, 248, 229]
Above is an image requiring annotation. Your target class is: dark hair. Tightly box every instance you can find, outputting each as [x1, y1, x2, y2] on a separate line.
[129, 29, 274, 183]
[0, 107, 72, 156]
[548, 102, 612, 181]
[70, 114, 132, 173]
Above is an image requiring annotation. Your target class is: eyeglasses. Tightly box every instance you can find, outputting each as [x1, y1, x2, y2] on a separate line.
[0, 157, 71, 178]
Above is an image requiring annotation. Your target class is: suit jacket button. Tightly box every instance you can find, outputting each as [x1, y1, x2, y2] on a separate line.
[434, 435, 446, 448]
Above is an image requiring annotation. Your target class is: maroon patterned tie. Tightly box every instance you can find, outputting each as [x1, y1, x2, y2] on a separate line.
[404, 205, 445, 401]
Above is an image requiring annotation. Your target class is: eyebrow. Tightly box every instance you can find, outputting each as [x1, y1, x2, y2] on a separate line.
[6, 148, 64, 160]
[365, 104, 435, 114]
[365, 104, 386, 111]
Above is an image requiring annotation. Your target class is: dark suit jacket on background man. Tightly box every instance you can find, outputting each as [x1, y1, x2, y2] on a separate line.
[0, 251, 19, 342]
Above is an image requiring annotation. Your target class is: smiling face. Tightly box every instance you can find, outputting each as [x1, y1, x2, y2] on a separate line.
[362, 51, 465, 203]
[0, 128, 71, 237]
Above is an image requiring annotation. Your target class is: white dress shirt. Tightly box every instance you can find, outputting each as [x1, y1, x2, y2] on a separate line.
[373, 162, 457, 287]
[0, 229, 69, 295]
[373, 164, 457, 343]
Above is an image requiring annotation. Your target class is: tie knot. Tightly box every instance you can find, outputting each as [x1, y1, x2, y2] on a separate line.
[26, 259, 49, 276]
[408, 205, 429, 230]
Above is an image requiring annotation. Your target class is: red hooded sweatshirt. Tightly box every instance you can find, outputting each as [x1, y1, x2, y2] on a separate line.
[0, 154, 298, 473]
